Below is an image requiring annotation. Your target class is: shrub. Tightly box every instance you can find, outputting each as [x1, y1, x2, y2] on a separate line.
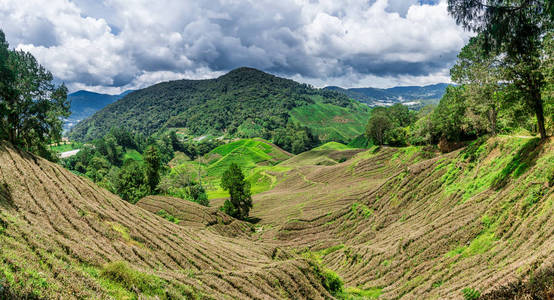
[322, 269, 343, 294]
[462, 287, 481, 300]
[156, 210, 180, 224]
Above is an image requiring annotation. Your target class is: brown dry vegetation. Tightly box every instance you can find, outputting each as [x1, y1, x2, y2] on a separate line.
[1, 136, 553, 299]
[0, 142, 332, 299]
[254, 137, 553, 299]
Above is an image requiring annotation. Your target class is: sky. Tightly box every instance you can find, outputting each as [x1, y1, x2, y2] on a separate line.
[0, 0, 472, 94]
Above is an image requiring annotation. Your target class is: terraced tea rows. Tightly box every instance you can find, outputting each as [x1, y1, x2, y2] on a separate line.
[1, 136, 552, 299]
[0, 142, 332, 299]
[262, 137, 554, 299]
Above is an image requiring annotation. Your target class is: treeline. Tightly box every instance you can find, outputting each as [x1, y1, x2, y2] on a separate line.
[0, 30, 69, 160]
[62, 128, 221, 204]
[365, 1, 553, 149]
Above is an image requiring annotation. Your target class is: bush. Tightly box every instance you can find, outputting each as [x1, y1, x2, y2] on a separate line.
[462, 287, 481, 300]
[322, 269, 343, 294]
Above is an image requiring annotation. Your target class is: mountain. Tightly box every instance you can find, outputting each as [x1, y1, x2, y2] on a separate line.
[66, 90, 133, 129]
[326, 83, 450, 107]
[68, 67, 370, 142]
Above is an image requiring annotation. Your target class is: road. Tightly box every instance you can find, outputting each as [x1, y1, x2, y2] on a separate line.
[59, 149, 80, 158]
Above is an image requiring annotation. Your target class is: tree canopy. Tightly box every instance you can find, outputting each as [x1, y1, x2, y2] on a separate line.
[448, 0, 553, 139]
[220, 163, 252, 220]
[0, 29, 70, 158]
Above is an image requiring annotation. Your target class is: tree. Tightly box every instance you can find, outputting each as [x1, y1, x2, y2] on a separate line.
[158, 165, 209, 206]
[541, 32, 554, 134]
[430, 86, 474, 142]
[451, 35, 505, 135]
[220, 163, 252, 220]
[0, 30, 70, 155]
[144, 145, 161, 193]
[366, 108, 393, 145]
[115, 160, 149, 204]
[447, 0, 553, 139]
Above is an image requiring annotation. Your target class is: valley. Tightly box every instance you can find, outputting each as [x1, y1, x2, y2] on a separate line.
[1, 1, 553, 298]
[1, 135, 552, 299]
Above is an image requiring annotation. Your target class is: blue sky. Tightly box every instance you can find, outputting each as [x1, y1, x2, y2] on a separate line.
[0, 0, 470, 94]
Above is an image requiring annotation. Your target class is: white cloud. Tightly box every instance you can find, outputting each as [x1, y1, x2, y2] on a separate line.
[0, 0, 471, 93]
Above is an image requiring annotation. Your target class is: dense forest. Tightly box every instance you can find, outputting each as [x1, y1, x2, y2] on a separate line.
[68, 67, 363, 144]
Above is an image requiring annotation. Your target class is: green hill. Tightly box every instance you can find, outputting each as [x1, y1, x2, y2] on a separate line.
[68, 68, 370, 143]
[168, 138, 293, 198]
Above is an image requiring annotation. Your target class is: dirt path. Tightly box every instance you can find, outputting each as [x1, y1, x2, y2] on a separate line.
[59, 149, 80, 158]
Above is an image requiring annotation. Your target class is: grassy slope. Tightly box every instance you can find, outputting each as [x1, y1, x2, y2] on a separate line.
[170, 138, 293, 199]
[0, 142, 332, 299]
[49, 142, 82, 153]
[289, 98, 370, 143]
[2, 136, 552, 299]
[251, 136, 554, 299]
[313, 142, 352, 151]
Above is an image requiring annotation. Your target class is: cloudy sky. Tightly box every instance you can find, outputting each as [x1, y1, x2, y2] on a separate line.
[0, 0, 471, 94]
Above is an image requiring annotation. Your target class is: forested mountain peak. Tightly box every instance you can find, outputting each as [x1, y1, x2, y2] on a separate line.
[68, 67, 368, 144]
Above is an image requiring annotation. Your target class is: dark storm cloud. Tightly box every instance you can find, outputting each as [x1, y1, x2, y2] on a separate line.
[0, 0, 470, 93]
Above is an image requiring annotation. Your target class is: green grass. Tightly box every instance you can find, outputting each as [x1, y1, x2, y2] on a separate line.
[339, 286, 382, 299]
[314, 142, 352, 151]
[347, 134, 372, 149]
[49, 142, 82, 153]
[156, 210, 180, 224]
[123, 149, 143, 162]
[442, 136, 540, 202]
[290, 98, 370, 143]
[351, 203, 373, 218]
[172, 138, 292, 199]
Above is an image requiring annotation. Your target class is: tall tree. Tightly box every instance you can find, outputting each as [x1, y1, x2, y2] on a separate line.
[451, 35, 505, 135]
[144, 145, 162, 193]
[447, 0, 553, 139]
[0, 29, 70, 154]
[220, 163, 252, 220]
[366, 108, 393, 145]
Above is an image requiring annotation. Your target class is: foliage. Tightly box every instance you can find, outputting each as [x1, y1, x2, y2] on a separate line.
[272, 122, 320, 154]
[448, 0, 553, 139]
[69, 67, 354, 143]
[158, 166, 209, 206]
[451, 34, 505, 135]
[366, 104, 415, 146]
[167, 130, 224, 160]
[115, 160, 149, 204]
[304, 252, 344, 295]
[347, 134, 373, 148]
[429, 85, 475, 143]
[156, 210, 180, 224]
[0, 29, 69, 160]
[144, 145, 162, 193]
[461, 287, 481, 300]
[220, 163, 252, 220]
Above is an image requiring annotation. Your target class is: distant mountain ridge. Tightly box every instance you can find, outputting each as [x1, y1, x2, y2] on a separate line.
[66, 90, 133, 129]
[68, 67, 370, 142]
[325, 83, 450, 107]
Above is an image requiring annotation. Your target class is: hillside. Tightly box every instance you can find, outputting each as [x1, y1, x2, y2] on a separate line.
[326, 83, 449, 108]
[0, 141, 334, 299]
[66, 90, 132, 129]
[170, 138, 293, 199]
[246, 136, 554, 298]
[1, 136, 552, 298]
[68, 68, 369, 143]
